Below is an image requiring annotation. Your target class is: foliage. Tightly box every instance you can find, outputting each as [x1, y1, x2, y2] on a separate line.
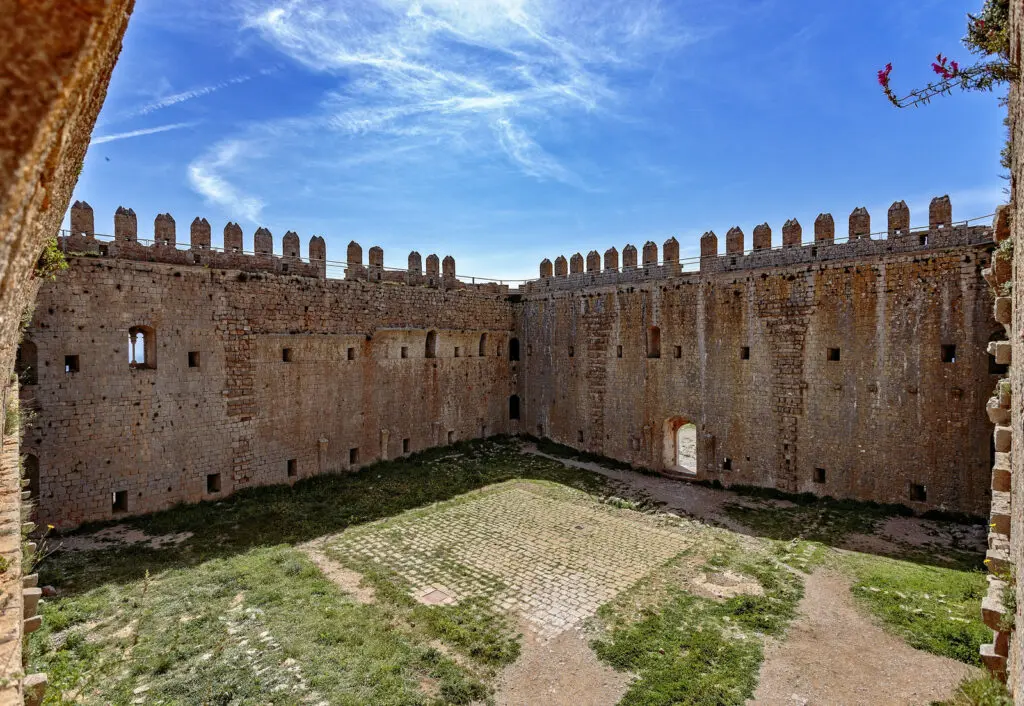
[4, 397, 34, 437]
[879, 0, 1015, 108]
[842, 553, 989, 665]
[34, 238, 68, 281]
[935, 674, 1014, 706]
[591, 549, 802, 706]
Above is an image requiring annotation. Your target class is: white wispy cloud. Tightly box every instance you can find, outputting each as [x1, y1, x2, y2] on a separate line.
[121, 69, 276, 119]
[91, 122, 198, 145]
[188, 140, 264, 222]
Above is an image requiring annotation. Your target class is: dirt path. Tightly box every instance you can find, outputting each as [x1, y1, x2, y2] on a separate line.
[494, 625, 632, 706]
[750, 570, 977, 705]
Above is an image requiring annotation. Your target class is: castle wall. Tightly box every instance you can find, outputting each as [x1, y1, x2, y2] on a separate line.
[25, 257, 515, 528]
[520, 223, 998, 515]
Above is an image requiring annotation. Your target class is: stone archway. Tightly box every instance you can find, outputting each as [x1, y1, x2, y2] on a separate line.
[663, 416, 698, 476]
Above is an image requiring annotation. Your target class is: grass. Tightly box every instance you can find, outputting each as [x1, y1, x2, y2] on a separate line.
[841, 552, 990, 666]
[590, 540, 802, 706]
[934, 675, 1014, 706]
[42, 437, 613, 594]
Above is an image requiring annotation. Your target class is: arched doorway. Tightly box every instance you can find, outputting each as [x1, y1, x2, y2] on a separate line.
[663, 416, 697, 476]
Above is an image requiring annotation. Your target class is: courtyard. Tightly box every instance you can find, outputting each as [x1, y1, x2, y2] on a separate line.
[29, 439, 993, 705]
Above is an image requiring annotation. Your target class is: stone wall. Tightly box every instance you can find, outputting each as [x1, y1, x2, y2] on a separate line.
[519, 212, 998, 515]
[0, 2, 135, 703]
[25, 254, 515, 528]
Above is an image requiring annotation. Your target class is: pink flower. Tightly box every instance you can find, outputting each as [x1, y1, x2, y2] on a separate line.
[877, 62, 893, 87]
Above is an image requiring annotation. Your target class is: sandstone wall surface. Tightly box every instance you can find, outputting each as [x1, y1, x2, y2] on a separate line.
[25, 258, 515, 528]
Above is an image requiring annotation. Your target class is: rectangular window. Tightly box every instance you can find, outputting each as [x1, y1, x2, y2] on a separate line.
[722, 457, 732, 471]
[578, 430, 584, 443]
[400, 346, 409, 359]
[206, 473, 221, 494]
[287, 459, 297, 477]
[674, 346, 682, 359]
[568, 345, 574, 357]
[349, 448, 359, 464]
[347, 347, 356, 361]
[740, 347, 750, 360]
[112, 490, 128, 513]
[813, 468, 826, 484]
[454, 346, 461, 358]
[941, 344, 956, 363]
[402, 438, 410, 454]
[282, 348, 293, 362]
[827, 347, 841, 362]
[64, 355, 80, 373]
[527, 344, 533, 356]
[616, 345, 623, 358]
[188, 351, 200, 368]
[909, 483, 927, 502]
[447, 430, 455, 444]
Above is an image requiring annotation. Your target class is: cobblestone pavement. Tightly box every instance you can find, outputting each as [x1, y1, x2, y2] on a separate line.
[324, 481, 697, 636]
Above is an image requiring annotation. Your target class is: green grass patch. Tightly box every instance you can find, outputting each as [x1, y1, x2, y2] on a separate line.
[31, 546, 490, 705]
[934, 674, 1014, 706]
[42, 438, 613, 594]
[842, 553, 989, 665]
[591, 543, 802, 706]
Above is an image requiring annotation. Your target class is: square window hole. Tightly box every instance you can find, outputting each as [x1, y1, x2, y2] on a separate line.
[813, 468, 826, 484]
[349, 448, 359, 464]
[827, 347, 841, 362]
[674, 345, 682, 359]
[64, 355, 80, 373]
[112, 490, 128, 513]
[910, 483, 927, 502]
[188, 351, 200, 368]
[206, 473, 221, 494]
[941, 344, 956, 363]
[402, 438, 410, 454]
[400, 346, 408, 359]
[722, 457, 732, 471]
[282, 348, 293, 362]
[740, 347, 750, 361]
[347, 347, 356, 361]
[287, 459, 297, 477]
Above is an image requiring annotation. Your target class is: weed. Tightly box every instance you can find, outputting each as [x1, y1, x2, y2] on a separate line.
[935, 674, 1013, 706]
[35, 238, 68, 280]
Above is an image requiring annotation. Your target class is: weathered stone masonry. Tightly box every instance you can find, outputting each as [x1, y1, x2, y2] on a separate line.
[26, 196, 1001, 532]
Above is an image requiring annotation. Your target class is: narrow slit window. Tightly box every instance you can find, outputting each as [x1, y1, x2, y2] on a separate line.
[509, 395, 521, 420]
[447, 430, 455, 444]
[941, 344, 956, 363]
[568, 345, 574, 358]
[402, 438, 410, 454]
[616, 345, 623, 358]
[454, 346, 461, 358]
[188, 351, 200, 369]
[282, 348, 293, 362]
[722, 457, 732, 471]
[827, 347, 841, 362]
[509, 338, 520, 361]
[479, 333, 488, 357]
[674, 345, 682, 359]
[400, 346, 409, 359]
[287, 459, 297, 477]
[206, 473, 221, 494]
[64, 354, 80, 374]
[647, 326, 661, 359]
[740, 347, 750, 360]
[349, 448, 359, 464]
[347, 347, 356, 361]
[426, 331, 438, 359]
[112, 490, 128, 514]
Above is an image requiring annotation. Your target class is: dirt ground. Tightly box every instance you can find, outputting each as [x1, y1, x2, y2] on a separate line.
[751, 571, 977, 705]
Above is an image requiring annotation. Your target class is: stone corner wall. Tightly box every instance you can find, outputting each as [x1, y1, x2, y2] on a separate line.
[0, 1, 136, 702]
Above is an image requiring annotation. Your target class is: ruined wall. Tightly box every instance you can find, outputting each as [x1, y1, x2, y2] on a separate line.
[25, 252, 515, 529]
[520, 204, 997, 515]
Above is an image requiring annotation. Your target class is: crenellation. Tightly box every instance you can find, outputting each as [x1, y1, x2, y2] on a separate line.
[663, 237, 679, 264]
[254, 227, 273, 256]
[622, 244, 638, 269]
[586, 250, 601, 273]
[308, 236, 326, 279]
[642, 241, 658, 266]
[114, 206, 137, 242]
[154, 213, 175, 247]
[888, 200, 910, 237]
[70, 201, 94, 236]
[753, 223, 771, 250]
[224, 222, 243, 253]
[849, 207, 870, 240]
[283, 231, 301, 260]
[570, 252, 584, 275]
[191, 217, 212, 250]
[442, 255, 456, 279]
[700, 231, 718, 258]
[554, 255, 568, 277]
[539, 258, 553, 278]
[726, 227, 744, 254]
[814, 213, 834, 243]
[930, 194, 953, 229]
[426, 254, 440, 277]
[410, 251, 423, 275]
[783, 219, 801, 247]
[604, 247, 619, 272]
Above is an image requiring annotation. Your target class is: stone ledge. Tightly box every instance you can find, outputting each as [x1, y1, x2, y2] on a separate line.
[982, 576, 1008, 630]
[990, 491, 1011, 537]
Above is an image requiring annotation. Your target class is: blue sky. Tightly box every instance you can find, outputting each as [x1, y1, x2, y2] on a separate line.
[68, 0, 1007, 281]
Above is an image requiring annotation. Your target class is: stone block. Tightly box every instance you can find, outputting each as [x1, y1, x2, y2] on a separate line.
[982, 577, 1008, 630]
[994, 426, 1011, 453]
[23, 587, 41, 619]
[987, 397, 1009, 425]
[990, 490, 1010, 537]
[988, 341, 1012, 365]
[24, 673, 47, 706]
[994, 297, 1012, 325]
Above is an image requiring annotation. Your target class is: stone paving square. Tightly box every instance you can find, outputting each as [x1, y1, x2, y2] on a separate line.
[325, 480, 696, 636]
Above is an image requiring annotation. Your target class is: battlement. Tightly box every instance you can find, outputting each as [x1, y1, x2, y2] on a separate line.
[63, 203, 509, 294]
[526, 196, 993, 294]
